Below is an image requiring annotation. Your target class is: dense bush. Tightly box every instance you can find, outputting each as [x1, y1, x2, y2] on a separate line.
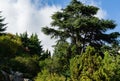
[35, 69, 67, 81]
[70, 46, 120, 81]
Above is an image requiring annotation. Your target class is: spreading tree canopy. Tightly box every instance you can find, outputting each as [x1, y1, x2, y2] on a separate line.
[42, 0, 120, 54]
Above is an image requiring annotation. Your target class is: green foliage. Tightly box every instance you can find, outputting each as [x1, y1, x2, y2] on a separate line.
[70, 46, 120, 81]
[10, 55, 40, 78]
[70, 46, 104, 81]
[38, 42, 71, 80]
[19, 32, 43, 55]
[34, 69, 68, 81]
[41, 1, 120, 79]
[42, 0, 120, 55]
[39, 58, 52, 71]
[52, 41, 71, 77]
[0, 12, 6, 34]
[0, 33, 44, 79]
[0, 34, 22, 59]
[40, 49, 51, 60]
[102, 52, 120, 81]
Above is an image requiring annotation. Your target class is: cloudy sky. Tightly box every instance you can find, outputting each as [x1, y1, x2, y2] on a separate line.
[0, 0, 120, 53]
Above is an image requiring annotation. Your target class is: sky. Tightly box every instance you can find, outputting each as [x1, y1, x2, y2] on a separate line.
[0, 0, 120, 53]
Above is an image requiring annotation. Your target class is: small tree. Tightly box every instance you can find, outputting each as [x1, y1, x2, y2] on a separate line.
[70, 46, 107, 81]
[70, 46, 120, 81]
[19, 32, 43, 56]
[53, 41, 71, 79]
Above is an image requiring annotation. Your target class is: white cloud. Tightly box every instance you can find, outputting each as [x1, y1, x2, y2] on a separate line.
[0, 0, 61, 53]
[95, 9, 107, 19]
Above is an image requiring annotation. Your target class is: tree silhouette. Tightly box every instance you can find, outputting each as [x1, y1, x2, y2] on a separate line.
[0, 12, 7, 34]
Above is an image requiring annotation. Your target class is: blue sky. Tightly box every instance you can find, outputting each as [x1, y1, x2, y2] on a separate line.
[100, 0, 120, 32]
[0, 0, 120, 52]
[38, 0, 70, 7]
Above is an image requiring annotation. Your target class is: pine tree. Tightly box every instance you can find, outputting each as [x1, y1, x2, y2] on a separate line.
[0, 12, 6, 34]
[42, 0, 120, 55]
[19, 32, 43, 56]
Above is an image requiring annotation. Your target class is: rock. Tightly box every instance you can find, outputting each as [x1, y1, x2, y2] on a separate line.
[1, 70, 10, 81]
[9, 74, 14, 81]
[1, 70, 32, 81]
[24, 78, 32, 81]
[13, 71, 24, 81]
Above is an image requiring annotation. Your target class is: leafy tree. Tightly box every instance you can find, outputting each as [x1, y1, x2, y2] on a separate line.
[0, 33, 22, 78]
[70, 46, 106, 81]
[52, 41, 71, 78]
[38, 43, 71, 80]
[42, 0, 120, 55]
[40, 49, 51, 60]
[34, 69, 67, 81]
[37, 55, 68, 81]
[102, 52, 120, 81]
[41, 0, 120, 80]
[0, 33, 44, 79]
[0, 33, 22, 60]
[10, 55, 40, 79]
[70, 46, 120, 81]
[0, 12, 6, 34]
